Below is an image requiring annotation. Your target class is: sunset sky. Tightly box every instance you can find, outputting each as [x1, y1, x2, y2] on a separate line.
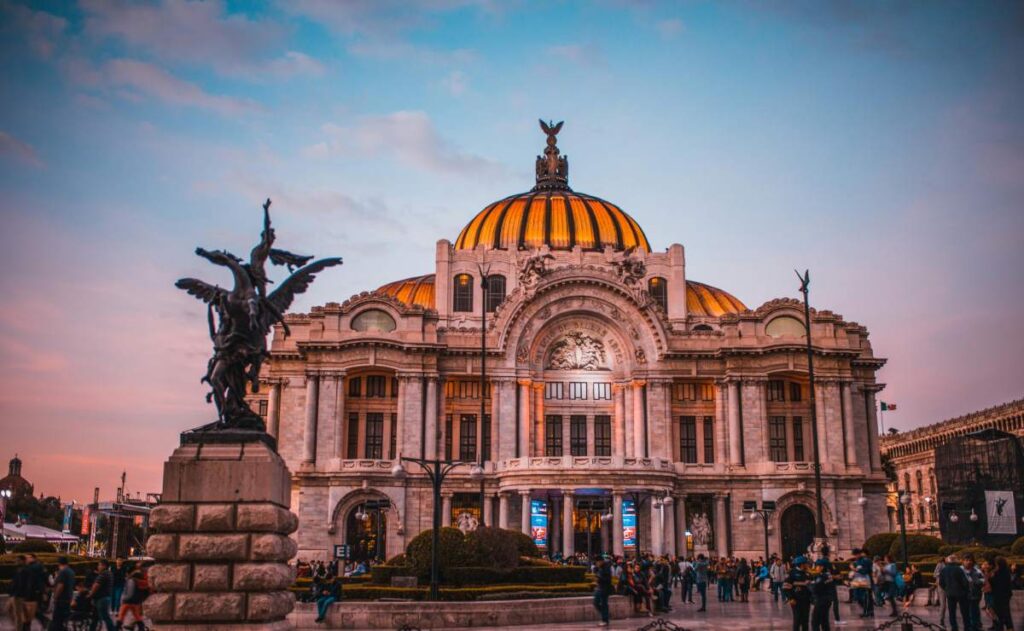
[1, 1, 1022, 503]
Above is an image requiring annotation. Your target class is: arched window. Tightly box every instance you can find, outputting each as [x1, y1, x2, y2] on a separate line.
[692, 324, 714, 332]
[907, 506, 914, 524]
[484, 275, 506, 312]
[765, 315, 805, 338]
[929, 469, 936, 496]
[351, 309, 396, 332]
[903, 472, 911, 491]
[453, 273, 473, 312]
[915, 470, 924, 495]
[918, 505, 926, 524]
[648, 277, 668, 311]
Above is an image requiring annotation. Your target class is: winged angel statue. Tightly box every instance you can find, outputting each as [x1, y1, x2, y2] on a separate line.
[176, 199, 342, 431]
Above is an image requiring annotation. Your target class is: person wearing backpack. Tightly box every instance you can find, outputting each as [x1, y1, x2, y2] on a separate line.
[116, 570, 146, 630]
[962, 554, 985, 631]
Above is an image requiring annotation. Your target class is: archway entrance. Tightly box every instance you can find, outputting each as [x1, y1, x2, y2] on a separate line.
[346, 501, 388, 562]
[780, 504, 815, 562]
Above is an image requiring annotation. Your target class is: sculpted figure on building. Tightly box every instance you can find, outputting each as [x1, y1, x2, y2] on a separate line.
[253, 122, 890, 563]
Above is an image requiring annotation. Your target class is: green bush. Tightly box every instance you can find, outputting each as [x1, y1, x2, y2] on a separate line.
[863, 533, 899, 558]
[1010, 537, 1024, 556]
[956, 547, 1004, 563]
[371, 563, 586, 586]
[889, 534, 943, 560]
[508, 530, 541, 558]
[938, 544, 965, 557]
[464, 527, 518, 569]
[11, 540, 56, 553]
[370, 564, 416, 584]
[0, 553, 94, 582]
[406, 527, 472, 580]
[386, 553, 410, 566]
[291, 582, 593, 602]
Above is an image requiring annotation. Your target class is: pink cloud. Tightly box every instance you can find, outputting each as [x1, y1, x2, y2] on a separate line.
[0, 131, 44, 167]
[103, 59, 261, 115]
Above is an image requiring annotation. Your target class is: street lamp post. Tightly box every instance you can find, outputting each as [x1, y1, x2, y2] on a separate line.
[392, 457, 481, 600]
[477, 263, 490, 527]
[896, 488, 911, 571]
[738, 500, 776, 562]
[796, 270, 827, 553]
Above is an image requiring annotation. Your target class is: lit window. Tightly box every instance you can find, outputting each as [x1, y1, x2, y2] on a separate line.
[648, 277, 668, 311]
[453, 274, 474, 312]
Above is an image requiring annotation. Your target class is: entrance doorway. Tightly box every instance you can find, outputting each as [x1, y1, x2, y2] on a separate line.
[780, 504, 816, 562]
[346, 501, 388, 562]
[573, 498, 609, 559]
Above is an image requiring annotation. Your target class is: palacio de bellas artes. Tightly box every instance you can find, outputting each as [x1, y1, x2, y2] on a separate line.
[260, 121, 891, 565]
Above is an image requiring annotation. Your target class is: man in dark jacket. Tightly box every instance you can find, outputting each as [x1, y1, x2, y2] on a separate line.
[939, 554, 970, 631]
[593, 556, 613, 627]
[785, 556, 813, 631]
[25, 554, 48, 629]
[88, 559, 116, 631]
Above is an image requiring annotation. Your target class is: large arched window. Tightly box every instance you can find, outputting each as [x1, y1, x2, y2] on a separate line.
[929, 469, 936, 495]
[453, 273, 473, 312]
[484, 275, 506, 312]
[648, 277, 668, 311]
[903, 472, 911, 491]
[915, 470, 924, 495]
[351, 309, 396, 332]
[766, 315, 805, 338]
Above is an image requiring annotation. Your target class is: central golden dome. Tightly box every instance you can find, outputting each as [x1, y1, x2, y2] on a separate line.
[455, 120, 650, 252]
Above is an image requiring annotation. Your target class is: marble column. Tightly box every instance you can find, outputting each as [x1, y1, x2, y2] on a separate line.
[613, 384, 627, 457]
[424, 376, 438, 460]
[483, 493, 494, 527]
[302, 372, 319, 465]
[650, 501, 664, 556]
[663, 498, 676, 557]
[441, 494, 452, 528]
[632, 381, 646, 458]
[562, 491, 575, 557]
[521, 491, 531, 533]
[332, 374, 345, 459]
[534, 384, 545, 456]
[267, 380, 282, 439]
[498, 493, 510, 530]
[842, 382, 857, 468]
[866, 390, 882, 471]
[675, 495, 688, 556]
[714, 494, 729, 557]
[624, 386, 635, 458]
[727, 380, 742, 465]
[814, 383, 829, 464]
[714, 383, 728, 465]
[601, 514, 611, 556]
[551, 497, 562, 555]
[612, 493, 624, 557]
[518, 380, 532, 458]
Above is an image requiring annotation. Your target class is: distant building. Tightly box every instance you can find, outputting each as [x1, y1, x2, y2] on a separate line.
[0, 455, 34, 501]
[879, 399, 1024, 533]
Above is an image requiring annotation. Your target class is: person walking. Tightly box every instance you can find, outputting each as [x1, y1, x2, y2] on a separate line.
[940, 553, 971, 631]
[47, 556, 76, 631]
[785, 555, 813, 631]
[737, 558, 751, 603]
[851, 549, 874, 618]
[988, 556, 1014, 631]
[810, 558, 835, 631]
[934, 557, 948, 621]
[593, 556, 613, 627]
[89, 559, 117, 631]
[962, 554, 985, 631]
[693, 554, 709, 612]
[770, 556, 787, 603]
[679, 556, 694, 603]
[111, 559, 127, 614]
[117, 569, 148, 630]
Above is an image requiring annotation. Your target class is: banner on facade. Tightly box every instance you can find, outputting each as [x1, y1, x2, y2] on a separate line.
[985, 490, 1017, 535]
[62, 505, 73, 533]
[80, 507, 91, 535]
[622, 499, 637, 548]
[530, 499, 548, 548]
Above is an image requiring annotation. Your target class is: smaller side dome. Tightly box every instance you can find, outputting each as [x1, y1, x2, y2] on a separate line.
[377, 274, 436, 309]
[686, 281, 747, 316]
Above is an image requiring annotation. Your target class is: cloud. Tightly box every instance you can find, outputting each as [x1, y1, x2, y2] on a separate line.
[656, 18, 684, 39]
[65, 58, 261, 116]
[0, 131, 44, 167]
[304, 111, 505, 176]
[439, 70, 469, 96]
[0, 0, 68, 59]
[546, 43, 605, 67]
[80, 0, 322, 78]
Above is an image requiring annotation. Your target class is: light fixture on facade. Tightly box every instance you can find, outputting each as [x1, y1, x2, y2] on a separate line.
[969, 509, 979, 522]
[601, 512, 613, 523]
[469, 464, 485, 482]
[857, 496, 868, 506]
[949, 512, 960, 523]
[737, 514, 746, 522]
[899, 492, 911, 506]
[391, 462, 408, 479]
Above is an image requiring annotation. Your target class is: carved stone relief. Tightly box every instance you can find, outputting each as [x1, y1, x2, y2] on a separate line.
[546, 331, 609, 371]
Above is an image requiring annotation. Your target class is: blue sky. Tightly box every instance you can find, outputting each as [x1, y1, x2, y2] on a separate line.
[1, 0, 1022, 500]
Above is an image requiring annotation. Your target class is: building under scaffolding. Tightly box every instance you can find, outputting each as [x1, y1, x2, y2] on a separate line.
[935, 429, 1024, 547]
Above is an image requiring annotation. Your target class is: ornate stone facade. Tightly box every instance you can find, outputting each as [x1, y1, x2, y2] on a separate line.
[252, 124, 890, 562]
[879, 399, 1024, 533]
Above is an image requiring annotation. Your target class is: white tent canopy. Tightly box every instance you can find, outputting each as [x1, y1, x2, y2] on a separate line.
[3, 521, 79, 544]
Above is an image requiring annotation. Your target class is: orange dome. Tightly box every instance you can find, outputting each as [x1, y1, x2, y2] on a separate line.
[376, 274, 745, 316]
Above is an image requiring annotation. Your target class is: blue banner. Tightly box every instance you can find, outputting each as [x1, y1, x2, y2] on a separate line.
[62, 504, 73, 533]
[530, 499, 548, 548]
[623, 499, 637, 548]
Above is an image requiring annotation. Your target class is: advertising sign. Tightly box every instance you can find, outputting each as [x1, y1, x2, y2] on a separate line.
[985, 490, 1017, 535]
[530, 499, 548, 548]
[62, 505, 73, 533]
[334, 544, 350, 560]
[80, 507, 91, 535]
[622, 499, 637, 548]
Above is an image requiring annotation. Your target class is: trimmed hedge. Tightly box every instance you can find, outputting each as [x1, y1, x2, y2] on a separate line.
[938, 544, 965, 557]
[889, 534, 943, 560]
[0, 553, 94, 582]
[1011, 537, 1024, 556]
[370, 563, 587, 586]
[509, 530, 541, 558]
[465, 527, 518, 569]
[11, 540, 56, 553]
[956, 547, 1004, 563]
[406, 527, 472, 579]
[292, 582, 592, 602]
[863, 533, 899, 558]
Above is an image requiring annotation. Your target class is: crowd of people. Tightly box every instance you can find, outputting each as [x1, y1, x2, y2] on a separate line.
[6, 555, 151, 631]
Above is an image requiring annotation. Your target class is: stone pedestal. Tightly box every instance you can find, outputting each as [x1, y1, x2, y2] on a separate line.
[145, 440, 299, 630]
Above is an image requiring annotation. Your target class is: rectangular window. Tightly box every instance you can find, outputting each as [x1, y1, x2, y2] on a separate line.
[258, 399, 268, 417]
[545, 415, 563, 456]
[789, 382, 802, 402]
[768, 415, 787, 462]
[444, 380, 455, 399]
[569, 382, 587, 400]
[454, 381, 481, 399]
[544, 382, 563, 400]
[389, 413, 397, 460]
[792, 416, 805, 461]
[482, 414, 491, 461]
[444, 414, 453, 460]
[348, 377, 362, 398]
[391, 377, 399, 398]
[593, 383, 612, 400]
[594, 415, 612, 456]
[365, 412, 384, 459]
[366, 375, 387, 398]
[703, 416, 715, 463]
[700, 383, 715, 402]
[767, 380, 786, 402]
[485, 275, 506, 312]
[570, 415, 587, 456]
[679, 416, 698, 463]
[346, 412, 359, 459]
[674, 383, 697, 401]
[459, 414, 477, 461]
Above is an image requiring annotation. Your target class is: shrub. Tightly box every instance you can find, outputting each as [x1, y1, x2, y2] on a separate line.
[956, 547, 1003, 563]
[1011, 537, 1024, 556]
[507, 529, 541, 558]
[370, 564, 415, 585]
[11, 540, 56, 553]
[938, 544, 965, 557]
[292, 582, 593, 602]
[889, 534, 943, 560]
[386, 553, 410, 566]
[406, 527, 471, 580]
[863, 533, 899, 558]
[464, 527, 518, 569]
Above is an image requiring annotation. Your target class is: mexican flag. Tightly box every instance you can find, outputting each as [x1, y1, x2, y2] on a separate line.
[880, 402, 897, 411]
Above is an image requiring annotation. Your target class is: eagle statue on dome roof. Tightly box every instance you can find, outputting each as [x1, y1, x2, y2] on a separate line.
[535, 119, 570, 190]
